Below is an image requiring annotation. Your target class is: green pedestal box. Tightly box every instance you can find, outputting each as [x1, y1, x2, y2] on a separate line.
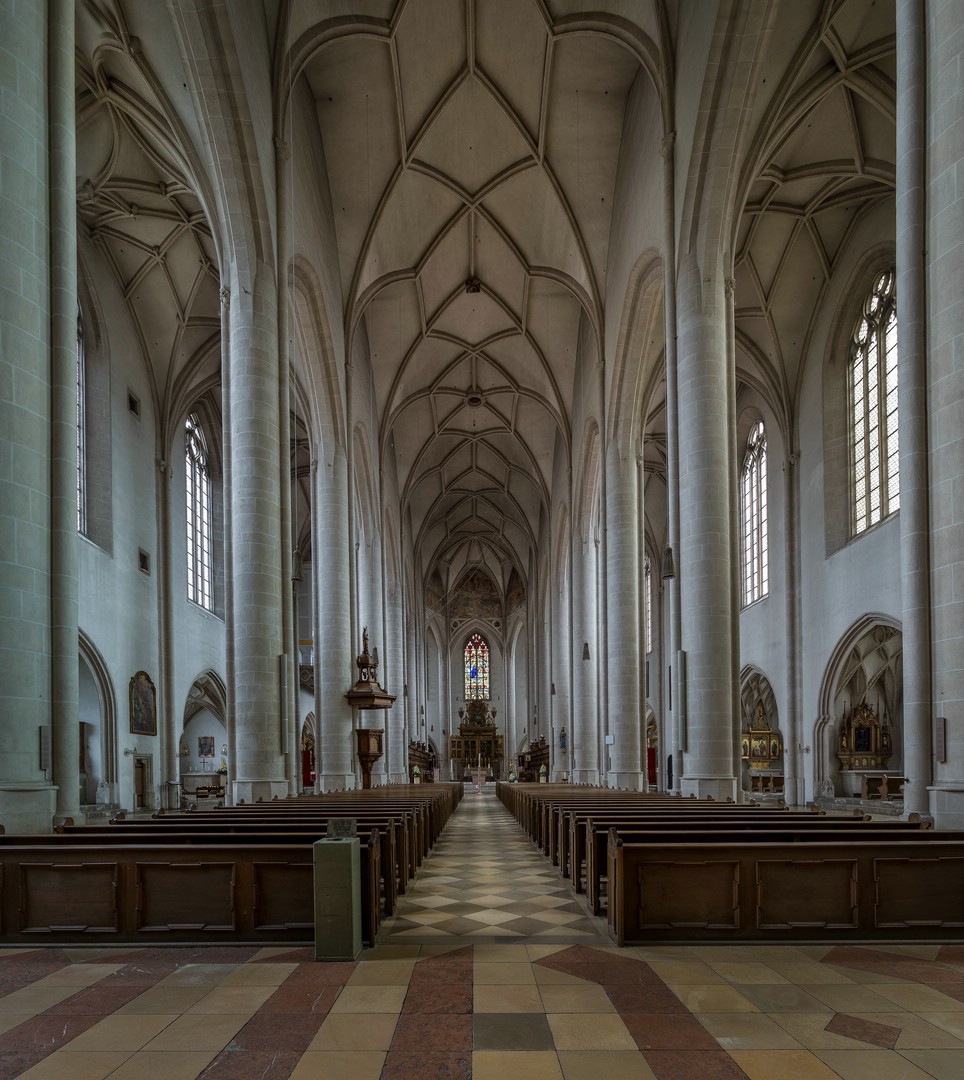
[313, 837, 362, 961]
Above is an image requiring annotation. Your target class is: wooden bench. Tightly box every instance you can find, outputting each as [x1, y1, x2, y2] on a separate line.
[607, 832, 964, 944]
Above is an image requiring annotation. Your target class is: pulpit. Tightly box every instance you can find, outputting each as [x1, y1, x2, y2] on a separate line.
[356, 728, 384, 790]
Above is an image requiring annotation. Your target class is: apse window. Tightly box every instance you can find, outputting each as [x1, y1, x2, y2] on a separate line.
[851, 270, 899, 535]
[185, 412, 213, 610]
[741, 419, 768, 607]
[464, 633, 490, 700]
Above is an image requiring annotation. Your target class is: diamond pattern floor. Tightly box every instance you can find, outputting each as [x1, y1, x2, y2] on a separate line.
[379, 785, 610, 943]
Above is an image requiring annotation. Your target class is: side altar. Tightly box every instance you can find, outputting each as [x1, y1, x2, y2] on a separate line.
[449, 699, 504, 780]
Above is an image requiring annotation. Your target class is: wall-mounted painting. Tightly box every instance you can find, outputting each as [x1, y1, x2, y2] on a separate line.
[198, 736, 215, 758]
[129, 671, 157, 737]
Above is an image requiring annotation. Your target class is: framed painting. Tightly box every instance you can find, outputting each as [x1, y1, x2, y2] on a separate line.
[198, 735, 215, 758]
[129, 671, 157, 737]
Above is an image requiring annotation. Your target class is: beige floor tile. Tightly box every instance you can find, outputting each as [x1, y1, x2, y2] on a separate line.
[475, 983, 545, 1013]
[527, 944, 571, 961]
[116, 985, 212, 1014]
[898, 1048, 964, 1079]
[699, 1011, 804, 1049]
[187, 984, 276, 1014]
[547, 1012, 637, 1052]
[538, 984, 615, 1013]
[922, 1012, 964, 1040]
[647, 960, 727, 984]
[888, 1013, 964, 1049]
[731, 1048, 850, 1079]
[869, 982, 964, 1012]
[289, 1050, 386, 1079]
[475, 961, 537, 984]
[346, 959, 416, 985]
[558, 1050, 657, 1080]
[0, 984, 81, 1015]
[218, 962, 297, 986]
[91, 1051, 218, 1080]
[60, 1013, 178, 1052]
[672, 984, 760, 1013]
[708, 961, 791, 984]
[18, 1052, 132, 1079]
[801, 984, 906, 1012]
[140, 1011, 248, 1051]
[813, 1048, 937, 1079]
[534, 966, 593, 986]
[771, 1012, 899, 1051]
[473, 1050, 563, 1080]
[473, 944, 533, 962]
[765, 960, 858, 985]
[327, 984, 407, 1012]
[157, 964, 235, 986]
[309, 1012, 397, 1050]
[34, 964, 123, 986]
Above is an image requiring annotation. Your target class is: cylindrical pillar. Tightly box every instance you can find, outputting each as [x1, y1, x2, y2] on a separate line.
[896, 0, 932, 818]
[227, 264, 287, 803]
[676, 254, 736, 800]
[571, 534, 599, 783]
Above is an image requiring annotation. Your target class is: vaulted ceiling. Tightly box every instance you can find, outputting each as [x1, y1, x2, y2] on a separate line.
[296, 0, 653, 601]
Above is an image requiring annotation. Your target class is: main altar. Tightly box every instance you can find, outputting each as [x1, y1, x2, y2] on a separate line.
[449, 699, 504, 780]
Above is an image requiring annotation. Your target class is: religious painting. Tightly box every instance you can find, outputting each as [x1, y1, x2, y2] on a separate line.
[198, 736, 215, 759]
[129, 671, 156, 737]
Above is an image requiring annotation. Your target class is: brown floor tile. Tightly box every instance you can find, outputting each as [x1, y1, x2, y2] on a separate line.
[381, 1049, 472, 1078]
[0, 1053, 47, 1080]
[0, 1013, 103, 1053]
[643, 1049, 752, 1079]
[391, 1012, 472, 1052]
[402, 983, 473, 1013]
[200, 1048, 304, 1079]
[623, 1012, 722, 1050]
[230, 1010, 325, 1051]
[825, 1012, 900, 1048]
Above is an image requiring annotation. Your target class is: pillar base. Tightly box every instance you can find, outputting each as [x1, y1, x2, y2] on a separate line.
[926, 783, 964, 829]
[570, 769, 600, 786]
[0, 783, 57, 834]
[232, 778, 290, 804]
[679, 774, 737, 802]
[607, 771, 644, 791]
[316, 772, 358, 792]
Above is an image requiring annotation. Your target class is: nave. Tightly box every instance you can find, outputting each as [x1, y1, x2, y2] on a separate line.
[1, 789, 963, 1080]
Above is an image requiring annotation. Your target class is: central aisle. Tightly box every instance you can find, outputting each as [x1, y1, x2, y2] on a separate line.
[380, 785, 610, 944]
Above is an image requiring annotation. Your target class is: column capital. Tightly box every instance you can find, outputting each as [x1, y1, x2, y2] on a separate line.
[274, 137, 290, 162]
[660, 131, 676, 156]
[219, 285, 231, 309]
[724, 276, 736, 296]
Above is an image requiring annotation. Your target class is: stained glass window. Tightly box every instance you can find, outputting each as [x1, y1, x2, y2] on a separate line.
[76, 311, 87, 534]
[644, 554, 652, 654]
[851, 270, 899, 535]
[464, 633, 489, 700]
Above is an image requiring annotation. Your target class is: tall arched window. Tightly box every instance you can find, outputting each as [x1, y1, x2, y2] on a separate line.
[741, 419, 768, 607]
[644, 554, 652, 654]
[76, 311, 86, 534]
[464, 633, 489, 700]
[851, 269, 899, 535]
[185, 412, 213, 610]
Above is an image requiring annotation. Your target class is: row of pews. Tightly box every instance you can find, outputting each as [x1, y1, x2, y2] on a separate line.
[498, 783, 964, 945]
[0, 785, 462, 946]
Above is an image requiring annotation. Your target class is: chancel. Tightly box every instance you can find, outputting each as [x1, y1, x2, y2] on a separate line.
[1, 0, 963, 1075]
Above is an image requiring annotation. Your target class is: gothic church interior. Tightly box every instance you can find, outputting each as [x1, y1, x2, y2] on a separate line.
[2, 0, 962, 833]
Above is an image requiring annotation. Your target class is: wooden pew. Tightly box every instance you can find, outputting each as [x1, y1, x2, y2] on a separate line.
[607, 832, 964, 945]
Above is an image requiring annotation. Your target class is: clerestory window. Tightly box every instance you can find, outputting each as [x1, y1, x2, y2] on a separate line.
[741, 420, 768, 607]
[850, 270, 899, 535]
[464, 633, 490, 700]
[185, 412, 213, 610]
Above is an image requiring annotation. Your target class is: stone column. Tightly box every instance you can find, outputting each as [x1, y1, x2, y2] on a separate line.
[606, 442, 642, 789]
[49, 0, 81, 823]
[384, 569, 405, 782]
[0, 0, 79, 832]
[896, 0, 933, 818]
[676, 254, 737, 800]
[227, 264, 287, 803]
[919, 0, 962, 825]
[315, 447, 355, 789]
[571, 533, 599, 783]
